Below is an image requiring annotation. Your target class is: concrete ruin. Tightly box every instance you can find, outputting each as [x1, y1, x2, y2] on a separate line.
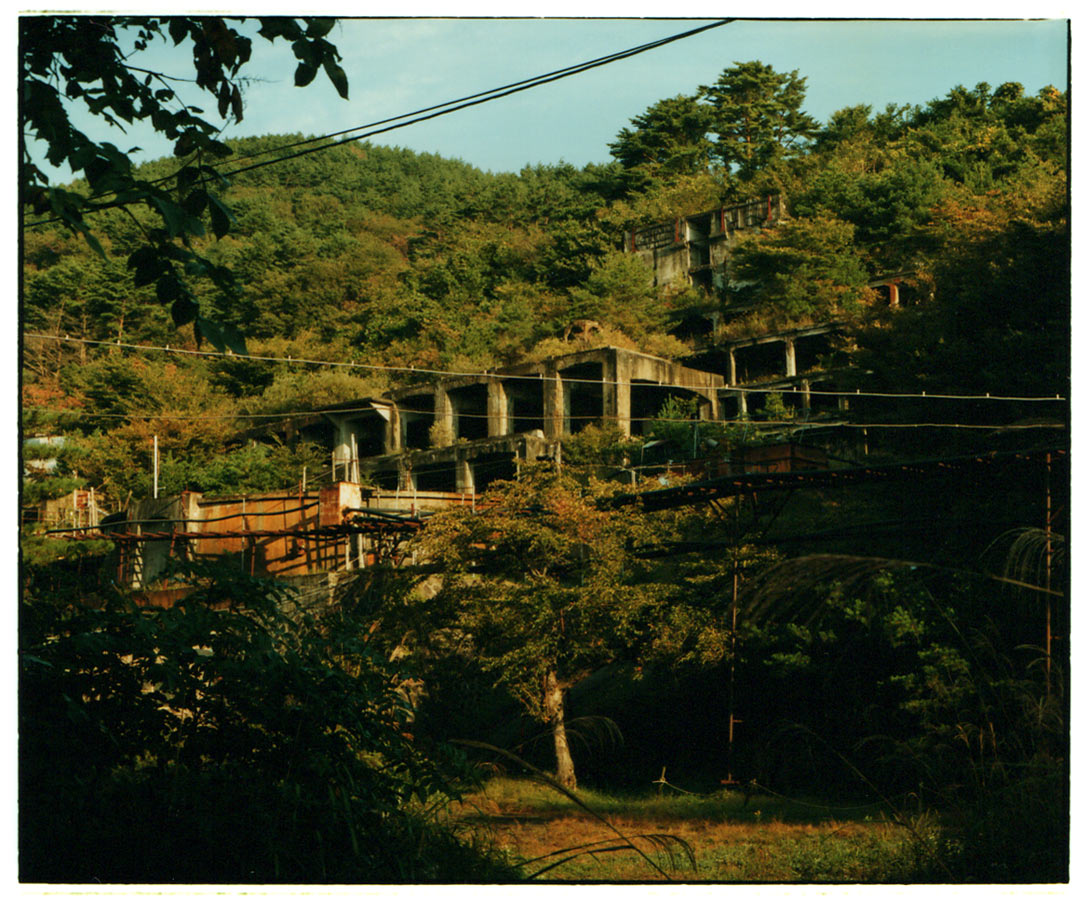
[300, 345, 725, 495]
[624, 196, 786, 294]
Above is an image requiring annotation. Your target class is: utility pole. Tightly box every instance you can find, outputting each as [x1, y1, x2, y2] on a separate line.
[1045, 452, 1053, 694]
[724, 494, 743, 787]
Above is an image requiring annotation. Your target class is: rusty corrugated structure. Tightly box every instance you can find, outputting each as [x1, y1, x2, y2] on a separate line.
[101, 482, 478, 603]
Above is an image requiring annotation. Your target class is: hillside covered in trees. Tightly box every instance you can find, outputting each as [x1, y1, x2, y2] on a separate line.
[23, 64, 1067, 498]
[21, 47, 1069, 884]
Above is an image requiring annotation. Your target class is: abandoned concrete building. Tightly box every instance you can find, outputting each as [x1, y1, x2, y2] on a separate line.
[94, 319, 856, 595]
[72, 195, 877, 595]
[264, 344, 726, 496]
[624, 196, 787, 296]
[101, 345, 730, 594]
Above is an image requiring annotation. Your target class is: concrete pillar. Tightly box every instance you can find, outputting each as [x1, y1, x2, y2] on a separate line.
[728, 348, 737, 385]
[698, 391, 719, 421]
[331, 417, 352, 474]
[608, 353, 633, 437]
[888, 282, 900, 308]
[738, 391, 748, 417]
[801, 379, 811, 412]
[487, 379, 509, 437]
[785, 338, 797, 378]
[455, 456, 473, 493]
[434, 385, 454, 444]
[542, 363, 564, 439]
[385, 405, 401, 454]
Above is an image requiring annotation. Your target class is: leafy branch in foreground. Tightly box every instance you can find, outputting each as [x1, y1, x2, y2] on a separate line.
[21, 16, 349, 351]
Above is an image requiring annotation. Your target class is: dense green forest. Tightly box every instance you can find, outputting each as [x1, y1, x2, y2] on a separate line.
[21, 48, 1069, 883]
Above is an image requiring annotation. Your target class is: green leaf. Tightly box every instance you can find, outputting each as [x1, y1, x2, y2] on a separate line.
[322, 57, 349, 100]
[171, 295, 199, 327]
[78, 226, 108, 261]
[195, 316, 226, 352]
[292, 38, 318, 67]
[258, 18, 303, 41]
[156, 273, 183, 304]
[150, 195, 188, 237]
[182, 189, 209, 217]
[220, 323, 249, 356]
[168, 17, 188, 45]
[294, 61, 318, 88]
[217, 84, 231, 118]
[305, 18, 336, 38]
[207, 195, 235, 239]
[127, 245, 161, 279]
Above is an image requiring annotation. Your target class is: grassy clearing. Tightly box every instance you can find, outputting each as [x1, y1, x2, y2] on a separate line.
[453, 777, 938, 882]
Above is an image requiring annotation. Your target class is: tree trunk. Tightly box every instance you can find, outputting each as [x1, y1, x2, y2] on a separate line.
[545, 668, 577, 790]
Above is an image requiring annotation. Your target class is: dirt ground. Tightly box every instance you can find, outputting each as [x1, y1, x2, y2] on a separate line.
[454, 786, 919, 882]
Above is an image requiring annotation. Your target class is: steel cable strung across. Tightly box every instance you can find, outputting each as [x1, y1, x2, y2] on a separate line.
[21, 333, 1068, 404]
[604, 448, 1068, 511]
[22, 19, 733, 230]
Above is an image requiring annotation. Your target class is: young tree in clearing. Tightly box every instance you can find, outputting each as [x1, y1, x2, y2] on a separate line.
[416, 466, 662, 790]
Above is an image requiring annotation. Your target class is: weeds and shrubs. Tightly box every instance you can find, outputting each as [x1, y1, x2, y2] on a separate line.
[19, 561, 518, 883]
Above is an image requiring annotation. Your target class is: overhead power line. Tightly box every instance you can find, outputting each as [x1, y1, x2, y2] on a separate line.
[22, 19, 733, 229]
[23, 332, 1069, 404]
[217, 19, 735, 182]
[21, 403, 1067, 432]
[200, 19, 735, 175]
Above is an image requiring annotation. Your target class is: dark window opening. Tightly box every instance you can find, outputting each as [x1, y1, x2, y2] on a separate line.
[413, 463, 456, 493]
[793, 333, 836, 375]
[472, 454, 518, 493]
[450, 384, 489, 441]
[745, 390, 769, 417]
[349, 414, 386, 458]
[690, 269, 714, 294]
[720, 392, 745, 419]
[370, 468, 400, 490]
[561, 362, 604, 434]
[808, 385, 840, 415]
[668, 312, 714, 341]
[401, 394, 434, 450]
[630, 382, 665, 436]
[507, 380, 545, 434]
[687, 213, 712, 268]
[733, 341, 787, 383]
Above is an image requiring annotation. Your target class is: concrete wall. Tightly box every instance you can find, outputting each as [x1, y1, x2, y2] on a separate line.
[624, 196, 786, 292]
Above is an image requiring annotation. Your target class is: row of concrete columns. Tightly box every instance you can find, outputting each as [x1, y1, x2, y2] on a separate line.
[426, 358, 717, 444]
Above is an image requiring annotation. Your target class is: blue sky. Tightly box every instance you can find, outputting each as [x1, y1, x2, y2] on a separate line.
[27, 15, 1069, 182]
